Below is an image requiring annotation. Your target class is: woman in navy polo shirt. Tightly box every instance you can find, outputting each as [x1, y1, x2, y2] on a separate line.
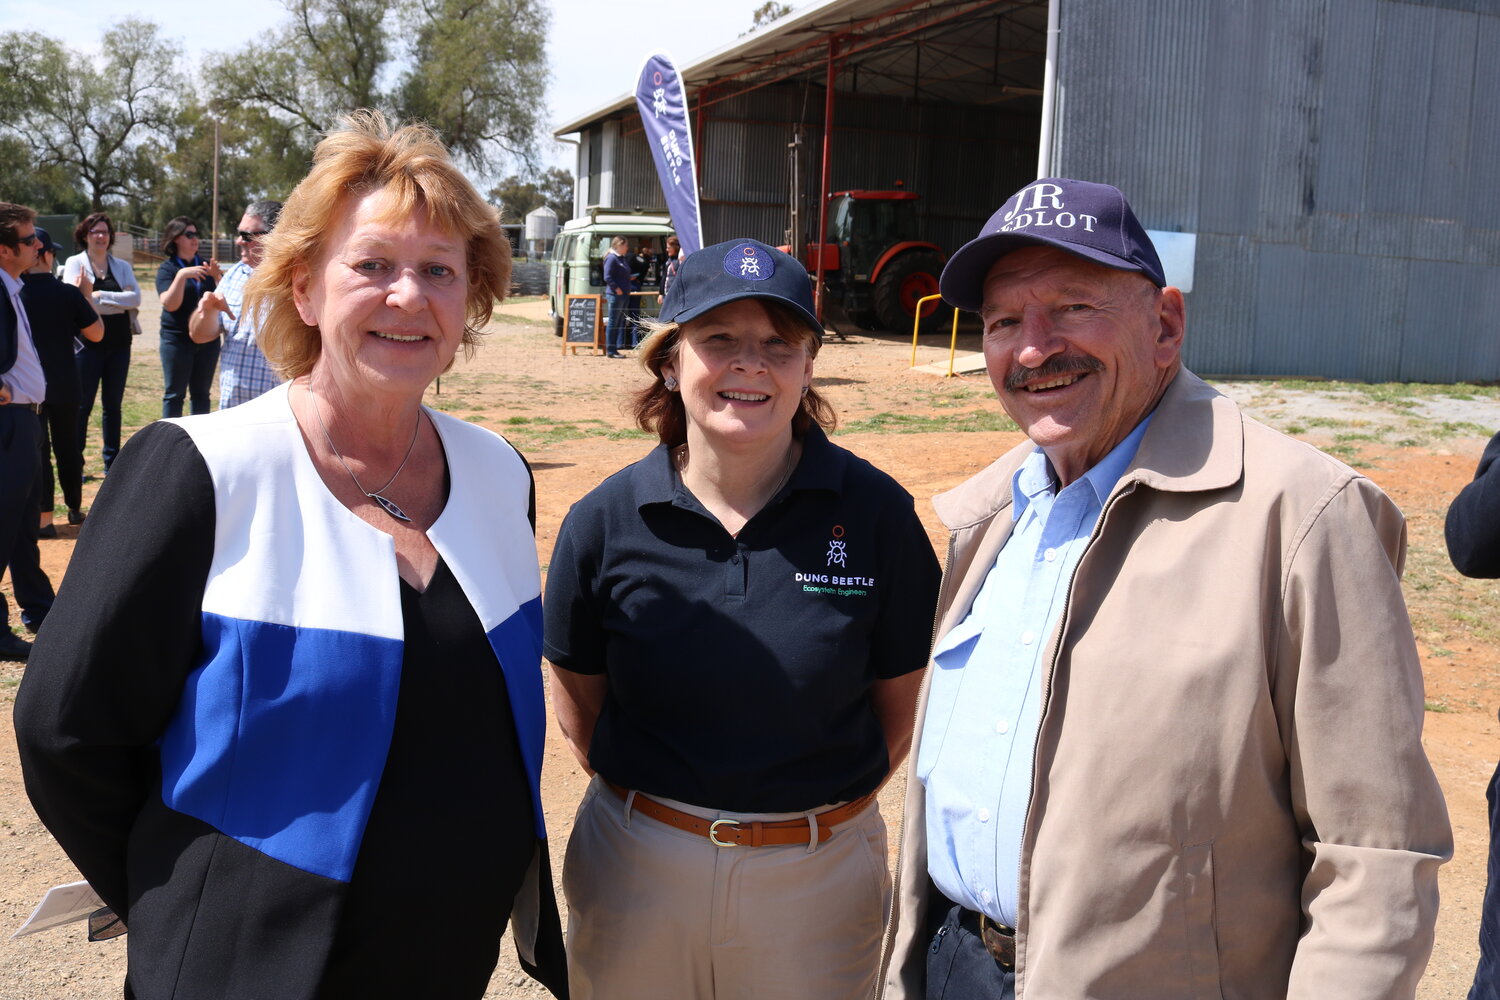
[155, 216, 220, 417]
[545, 237, 941, 999]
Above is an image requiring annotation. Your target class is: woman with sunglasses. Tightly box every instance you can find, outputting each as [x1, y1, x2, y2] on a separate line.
[63, 212, 141, 477]
[156, 217, 221, 417]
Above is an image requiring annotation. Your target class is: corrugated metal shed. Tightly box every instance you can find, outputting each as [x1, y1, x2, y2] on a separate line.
[558, 0, 1500, 381]
[1054, 0, 1500, 380]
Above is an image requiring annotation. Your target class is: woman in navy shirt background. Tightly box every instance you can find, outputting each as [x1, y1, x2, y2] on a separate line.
[155, 215, 220, 417]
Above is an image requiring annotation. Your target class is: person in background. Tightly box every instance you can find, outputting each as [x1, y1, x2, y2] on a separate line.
[658, 234, 682, 301]
[19, 224, 101, 549]
[603, 235, 631, 359]
[155, 216, 220, 416]
[1445, 430, 1500, 1000]
[25, 227, 101, 540]
[63, 212, 140, 475]
[15, 111, 566, 999]
[188, 199, 284, 408]
[546, 237, 940, 999]
[0, 202, 46, 663]
[882, 178, 1450, 1000]
[626, 238, 653, 347]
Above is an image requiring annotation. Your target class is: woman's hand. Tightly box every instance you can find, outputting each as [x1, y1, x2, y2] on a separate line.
[204, 259, 223, 283]
[160, 265, 210, 312]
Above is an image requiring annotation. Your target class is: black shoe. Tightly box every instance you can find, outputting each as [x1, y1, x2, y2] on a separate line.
[0, 631, 31, 662]
[38, 523, 57, 539]
[67, 508, 86, 525]
[606, 351, 624, 359]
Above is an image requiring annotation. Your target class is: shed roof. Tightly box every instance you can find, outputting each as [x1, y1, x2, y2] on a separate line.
[553, 0, 1048, 136]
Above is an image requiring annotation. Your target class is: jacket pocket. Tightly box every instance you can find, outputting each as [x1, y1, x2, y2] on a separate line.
[1176, 841, 1225, 999]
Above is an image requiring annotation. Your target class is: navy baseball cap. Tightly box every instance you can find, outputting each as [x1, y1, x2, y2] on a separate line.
[32, 226, 62, 256]
[659, 237, 823, 337]
[939, 178, 1165, 311]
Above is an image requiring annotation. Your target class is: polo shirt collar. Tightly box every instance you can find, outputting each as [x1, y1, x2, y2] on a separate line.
[630, 423, 846, 513]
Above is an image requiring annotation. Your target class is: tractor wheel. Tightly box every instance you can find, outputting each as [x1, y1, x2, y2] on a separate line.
[872, 251, 944, 333]
[553, 313, 564, 337]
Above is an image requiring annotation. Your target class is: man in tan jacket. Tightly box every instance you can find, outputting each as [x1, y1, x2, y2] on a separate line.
[880, 178, 1452, 1000]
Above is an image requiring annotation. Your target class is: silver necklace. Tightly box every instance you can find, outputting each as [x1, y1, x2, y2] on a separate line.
[307, 383, 421, 523]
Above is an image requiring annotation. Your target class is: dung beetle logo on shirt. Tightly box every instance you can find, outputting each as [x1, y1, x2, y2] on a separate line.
[793, 524, 874, 597]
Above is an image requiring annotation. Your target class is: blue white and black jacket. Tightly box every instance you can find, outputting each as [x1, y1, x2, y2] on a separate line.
[16, 384, 566, 998]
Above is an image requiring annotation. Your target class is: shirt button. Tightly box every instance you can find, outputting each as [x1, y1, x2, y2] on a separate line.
[1020, 630, 1036, 646]
[1044, 547, 1057, 562]
[995, 718, 1009, 734]
[977, 808, 991, 822]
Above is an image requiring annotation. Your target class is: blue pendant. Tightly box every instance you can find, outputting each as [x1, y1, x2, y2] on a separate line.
[369, 492, 412, 522]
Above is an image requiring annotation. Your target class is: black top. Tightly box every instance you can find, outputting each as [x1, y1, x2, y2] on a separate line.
[1447, 428, 1500, 578]
[20, 273, 96, 406]
[319, 559, 535, 998]
[156, 255, 216, 338]
[544, 425, 941, 812]
[87, 259, 133, 350]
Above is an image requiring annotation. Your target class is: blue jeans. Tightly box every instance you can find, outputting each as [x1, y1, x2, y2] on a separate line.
[77, 343, 131, 471]
[605, 292, 629, 354]
[160, 332, 220, 417]
[927, 904, 1016, 1000]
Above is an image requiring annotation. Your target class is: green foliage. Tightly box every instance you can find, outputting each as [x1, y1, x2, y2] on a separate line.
[0, 19, 183, 212]
[744, 2, 794, 35]
[489, 167, 575, 225]
[206, 0, 551, 179]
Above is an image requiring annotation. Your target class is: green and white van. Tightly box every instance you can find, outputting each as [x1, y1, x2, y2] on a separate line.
[548, 208, 676, 336]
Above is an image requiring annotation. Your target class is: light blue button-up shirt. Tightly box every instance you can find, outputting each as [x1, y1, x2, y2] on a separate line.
[917, 415, 1151, 925]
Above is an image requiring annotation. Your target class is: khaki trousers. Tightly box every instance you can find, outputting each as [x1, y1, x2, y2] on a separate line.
[563, 775, 891, 1000]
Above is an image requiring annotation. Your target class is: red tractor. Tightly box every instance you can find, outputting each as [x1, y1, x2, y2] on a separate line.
[805, 190, 946, 333]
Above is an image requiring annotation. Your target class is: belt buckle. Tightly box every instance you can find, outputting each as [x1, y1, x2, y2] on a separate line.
[979, 914, 1016, 971]
[708, 818, 741, 847]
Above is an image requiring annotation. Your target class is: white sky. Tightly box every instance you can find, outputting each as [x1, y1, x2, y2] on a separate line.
[0, 0, 791, 173]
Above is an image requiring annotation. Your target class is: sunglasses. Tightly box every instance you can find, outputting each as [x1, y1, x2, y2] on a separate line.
[236, 230, 269, 242]
[182, 230, 200, 238]
[15, 233, 38, 245]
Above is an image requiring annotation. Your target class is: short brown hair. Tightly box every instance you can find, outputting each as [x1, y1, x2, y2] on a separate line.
[0, 203, 37, 247]
[245, 109, 511, 380]
[75, 212, 115, 250]
[629, 299, 835, 446]
[160, 217, 199, 258]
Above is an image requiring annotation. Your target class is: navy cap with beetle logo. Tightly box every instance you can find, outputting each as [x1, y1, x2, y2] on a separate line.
[939, 178, 1166, 312]
[657, 237, 824, 338]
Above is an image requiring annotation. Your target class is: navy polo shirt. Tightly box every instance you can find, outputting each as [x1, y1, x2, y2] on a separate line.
[544, 425, 941, 813]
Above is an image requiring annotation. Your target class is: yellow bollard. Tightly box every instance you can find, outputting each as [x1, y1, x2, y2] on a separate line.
[910, 294, 964, 377]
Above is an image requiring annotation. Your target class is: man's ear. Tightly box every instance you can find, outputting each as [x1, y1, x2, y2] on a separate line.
[1155, 286, 1186, 369]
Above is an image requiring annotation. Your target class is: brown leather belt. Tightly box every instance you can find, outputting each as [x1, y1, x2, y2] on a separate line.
[958, 907, 1016, 970]
[605, 782, 876, 847]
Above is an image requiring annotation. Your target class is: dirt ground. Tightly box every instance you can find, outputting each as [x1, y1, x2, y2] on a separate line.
[1, 294, 1497, 998]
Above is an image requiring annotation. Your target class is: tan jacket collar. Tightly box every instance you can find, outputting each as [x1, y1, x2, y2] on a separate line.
[933, 370, 1243, 531]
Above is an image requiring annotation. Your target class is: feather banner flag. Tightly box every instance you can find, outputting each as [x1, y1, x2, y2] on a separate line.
[635, 52, 704, 254]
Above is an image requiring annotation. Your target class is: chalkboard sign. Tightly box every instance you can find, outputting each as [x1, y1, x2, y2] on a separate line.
[564, 294, 601, 355]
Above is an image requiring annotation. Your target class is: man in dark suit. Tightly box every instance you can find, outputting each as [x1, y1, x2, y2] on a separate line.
[0, 202, 48, 660]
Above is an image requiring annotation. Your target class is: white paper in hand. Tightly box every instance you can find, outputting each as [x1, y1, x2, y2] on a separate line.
[11, 881, 105, 939]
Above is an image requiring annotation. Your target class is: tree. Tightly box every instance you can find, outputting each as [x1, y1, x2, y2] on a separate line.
[489, 166, 573, 225]
[0, 19, 185, 211]
[207, 0, 551, 180]
[744, 2, 794, 35]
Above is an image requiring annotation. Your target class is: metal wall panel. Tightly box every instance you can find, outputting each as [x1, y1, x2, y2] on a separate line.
[1056, 0, 1500, 381]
